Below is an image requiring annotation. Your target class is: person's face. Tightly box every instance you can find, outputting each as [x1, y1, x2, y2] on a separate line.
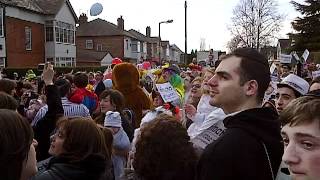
[207, 56, 247, 113]
[275, 87, 297, 114]
[21, 139, 38, 178]
[310, 82, 320, 92]
[100, 96, 115, 113]
[88, 74, 94, 81]
[153, 95, 164, 107]
[49, 128, 65, 156]
[162, 70, 172, 81]
[95, 74, 102, 82]
[281, 66, 290, 75]
[202, 72, 214, 91]
[281, 120, 320, 180]
[190, 81, 202, 98]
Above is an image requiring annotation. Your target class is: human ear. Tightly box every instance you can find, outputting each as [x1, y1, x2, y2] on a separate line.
[245, 80, 258, 96]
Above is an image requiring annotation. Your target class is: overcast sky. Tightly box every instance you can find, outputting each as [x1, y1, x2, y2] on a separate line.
[69, 0, 304, 53]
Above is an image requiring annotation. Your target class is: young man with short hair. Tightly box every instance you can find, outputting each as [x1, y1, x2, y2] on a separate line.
[280, 96, 320, 180]
[275, 74, 309, 114]
[196, 48, 283, 180]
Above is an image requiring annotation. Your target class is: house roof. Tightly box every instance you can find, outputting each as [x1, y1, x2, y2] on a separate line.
[77, 50, 109, 62]
[278, 39, 291, 49]
[0, 0, 78, 21]
[170, 44, 183, 53]
[76, 18, 135, 38]
[148, 37, 160, 43]
[128, 29, 149, 42]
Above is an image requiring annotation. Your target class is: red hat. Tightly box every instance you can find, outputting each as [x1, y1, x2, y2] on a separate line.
[112, 58, 122, 65]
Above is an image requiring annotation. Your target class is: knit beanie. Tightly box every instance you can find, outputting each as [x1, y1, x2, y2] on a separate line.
[104, 111, 122, 128]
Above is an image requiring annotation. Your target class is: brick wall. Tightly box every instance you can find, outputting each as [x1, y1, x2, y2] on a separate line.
[6, 17, 45, 68]
[76, 35, 124, 66]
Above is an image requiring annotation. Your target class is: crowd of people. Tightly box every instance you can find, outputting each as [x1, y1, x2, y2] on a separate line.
[0, 47, 320, 180]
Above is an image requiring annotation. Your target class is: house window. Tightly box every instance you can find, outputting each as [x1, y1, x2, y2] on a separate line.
[54, 21, 75, 44]
[137, 42, 141, 53]
[97, 44, 103, 51]
[25, 27, 32, 50]
[0, 57, 5, 68]
[55, 57, 74, 67]
[86, 40, 93, 49]
[45, 21, 54, 42]
[126, 39, 129, 50]
[131, 43, 137, 52]
[0, 8, 3, 37]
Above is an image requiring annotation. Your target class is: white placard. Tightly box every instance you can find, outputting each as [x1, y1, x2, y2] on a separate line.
[312, 70, 320, 79]
[280, 54, 292, 64]
[302, 49, 310, 62]
[156, 83, 180, 103]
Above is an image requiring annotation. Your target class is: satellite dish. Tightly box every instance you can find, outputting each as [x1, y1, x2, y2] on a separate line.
[90, 3, 103, 16]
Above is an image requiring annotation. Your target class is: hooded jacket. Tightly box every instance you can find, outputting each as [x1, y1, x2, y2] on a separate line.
[33, 154, 110, 180]
[196, 107, 283, 180]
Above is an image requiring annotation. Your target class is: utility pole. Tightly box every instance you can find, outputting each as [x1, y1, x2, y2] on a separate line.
[184, 1, 187, 65]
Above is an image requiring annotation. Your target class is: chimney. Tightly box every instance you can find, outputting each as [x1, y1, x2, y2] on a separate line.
[79, 13, 88, 25]
[146, 26, 151, 37]
[117, 16, 124, 30]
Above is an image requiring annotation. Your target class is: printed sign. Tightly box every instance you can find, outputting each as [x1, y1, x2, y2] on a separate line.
[191, 120, 226, 150]
[280, 54, 292, 64]
[156, 83, 180, 103]
[312, 70, 320, 79]
[302, 49, 310, 62]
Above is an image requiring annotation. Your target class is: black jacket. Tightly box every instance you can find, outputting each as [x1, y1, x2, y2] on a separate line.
[196, 107, 283, 180]
[33, 155, 111, 180]
[33, 85, 64, 161]
[95, 81, 106, 98]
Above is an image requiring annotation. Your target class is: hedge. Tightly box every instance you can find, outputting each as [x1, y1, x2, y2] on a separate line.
[2, 66, 108, 79]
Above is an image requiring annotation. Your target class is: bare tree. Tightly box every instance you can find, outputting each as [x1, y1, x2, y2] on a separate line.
[228, 0, 284, 50]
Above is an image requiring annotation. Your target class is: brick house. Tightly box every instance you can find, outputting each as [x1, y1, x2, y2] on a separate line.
[76, 15, 146, 66]
[0, 0, 78, 68]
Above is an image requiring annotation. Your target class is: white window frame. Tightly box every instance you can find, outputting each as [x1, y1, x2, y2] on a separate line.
[97, 43, 103, 51]
[86, 40, 93, 49]
[25, 27, 32, 50]
[54, 21, 75, 44]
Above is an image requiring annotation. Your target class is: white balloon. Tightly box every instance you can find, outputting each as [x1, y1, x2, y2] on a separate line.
[90, 3, 103, 16]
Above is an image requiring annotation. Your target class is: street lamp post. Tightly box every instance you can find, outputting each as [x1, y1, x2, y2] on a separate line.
[158, 19, 173, 66]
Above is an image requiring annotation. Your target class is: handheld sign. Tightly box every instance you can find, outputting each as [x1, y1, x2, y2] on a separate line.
[280, 54, 292, 64]
[156, 83, 180, 103]
[90, 3, 103, 16]
[302, 49, 310, 62]
[312, 70, 320, 79]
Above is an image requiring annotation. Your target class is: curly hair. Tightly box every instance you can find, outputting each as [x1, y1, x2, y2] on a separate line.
[133, 114, 197, 180]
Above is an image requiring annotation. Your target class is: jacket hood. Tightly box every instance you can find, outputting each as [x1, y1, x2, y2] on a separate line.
[47, 154, 107, 180]
[223, 107, 281, 144]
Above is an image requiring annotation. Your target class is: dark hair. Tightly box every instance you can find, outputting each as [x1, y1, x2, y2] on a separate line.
[222, 48, 270, 103]
[73, 72, 88, 88]
[0, 110, 33, 180]
[95, 89, 125, 125]
[56, 117, 108, 162]
[0, 79, 17, 94]
[55, 79, 71, 97]
[0, 92, 18, 110]
[134, 114, 197, 180]
[279, 96, 320, 127]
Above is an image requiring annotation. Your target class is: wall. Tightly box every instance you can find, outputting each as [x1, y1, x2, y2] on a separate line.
[6, 17, 45, 68]
[76, 35, 123, 64]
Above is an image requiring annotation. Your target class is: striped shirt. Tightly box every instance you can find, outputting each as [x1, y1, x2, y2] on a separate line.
[32, 97, 91, 126]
